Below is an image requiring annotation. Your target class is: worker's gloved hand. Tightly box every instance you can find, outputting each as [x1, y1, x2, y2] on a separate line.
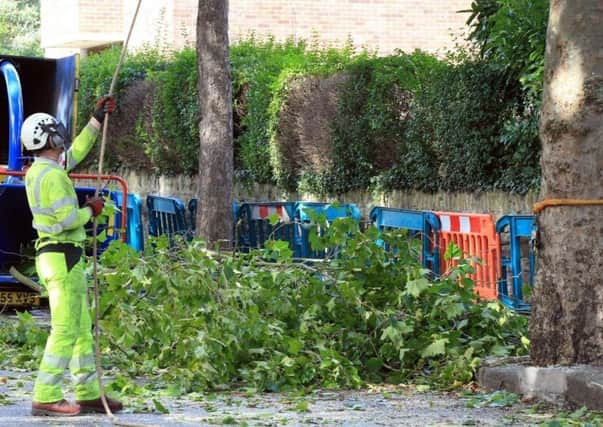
[92, 95, 116, 124]
[84, 196, 105, 217]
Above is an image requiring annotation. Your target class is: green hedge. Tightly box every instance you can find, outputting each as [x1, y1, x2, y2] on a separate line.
[302, 52, 443, 195]
[76, 38, 541, 194]
[231, 37, 357, 184]
[382, 58, 515, 193]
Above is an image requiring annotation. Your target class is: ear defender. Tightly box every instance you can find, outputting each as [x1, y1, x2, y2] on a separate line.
[40, 122, 70, 149]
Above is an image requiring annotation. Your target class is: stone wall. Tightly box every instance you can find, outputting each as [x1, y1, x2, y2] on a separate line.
[110, 169, 539, 221]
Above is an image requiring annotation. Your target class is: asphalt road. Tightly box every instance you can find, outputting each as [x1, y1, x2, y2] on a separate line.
[0, 368, 553, 427]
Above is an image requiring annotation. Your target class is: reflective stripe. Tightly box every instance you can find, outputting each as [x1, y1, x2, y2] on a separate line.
[33, 221, 63, 234]
[33, 166, 56, 208]
[33, 205, 79, 233]
[70, 354, 95, 371]
[36, 371, 64, 386]
[30, 206, 54, 215]
[73, 371, 97, 386]
[41, 353, 71, 369]
[52, 196, 78, 211]
[65, 151, 77, 171]
[31, 197, 78, 215]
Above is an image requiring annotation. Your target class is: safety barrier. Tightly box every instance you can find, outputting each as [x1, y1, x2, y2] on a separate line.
[369, 207, 440, 275]
[234, 202, 297, 255]
[435, 211, 500, 300]
[496, 215, 536, 312]
[294, 202, 361, 259]
[114, 192, 144, 252]
[147, 195, 195, 242]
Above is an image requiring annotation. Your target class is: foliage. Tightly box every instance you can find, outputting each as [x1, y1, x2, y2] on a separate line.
[462, 0, 547, 193]
[464, 0, 548, 98]
[52, 216, 530, 396]
[0, 311, 47, 370]
[536, 406, 603, 426]
[320, 51, 444, 195]
[73, 33, 543, 194]
[144, 48, 199, 175]
[0, 0, 42, 56]
[376, 53, 540, 195]
[464, 390, 519, 408]
[495, 100, 541, 193]
[301, 51, 441, 195]
[231, 36, 357, 185]
[420, 58, 511, 191]
[77, 46, 166, 132]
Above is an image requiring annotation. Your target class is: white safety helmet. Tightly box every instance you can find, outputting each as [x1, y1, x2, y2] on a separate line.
[21, 112, 70, 152]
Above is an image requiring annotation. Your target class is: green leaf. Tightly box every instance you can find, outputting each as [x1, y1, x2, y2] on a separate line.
[444, 243, 462, 261]
[404, 278, 430, 297]
[444, 303, 465, 319]
[268, 212, 281, 226]
[153, 399, 169, 414]
[286, 338, 302, 355]
[421, 338, 449, 357]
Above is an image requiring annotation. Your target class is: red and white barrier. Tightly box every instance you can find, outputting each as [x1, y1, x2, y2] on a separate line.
[251, 205, 291, 222]
[435, 212, 500, 300]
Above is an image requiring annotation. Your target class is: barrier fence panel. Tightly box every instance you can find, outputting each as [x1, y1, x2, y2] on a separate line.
[234, 202, 297, 255]
[369, 207, 440, 276]
[496, 215, 536, 312]
[294, 202, 361, 259]
[115, 192, 144, 251]
[435, 211, 500, 300]
[147, 195, 194, 243]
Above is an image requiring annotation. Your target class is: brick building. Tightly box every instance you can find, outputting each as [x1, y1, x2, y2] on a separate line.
[41, 0, 471, 57]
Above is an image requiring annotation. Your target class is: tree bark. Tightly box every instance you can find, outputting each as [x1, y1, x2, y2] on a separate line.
[196, 0, 233, 247]
[530, 0, 603, 365]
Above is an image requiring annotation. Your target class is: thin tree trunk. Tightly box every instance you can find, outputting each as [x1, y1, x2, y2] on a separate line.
[530, 0, 603, 365]
[196, 0, 233, 247]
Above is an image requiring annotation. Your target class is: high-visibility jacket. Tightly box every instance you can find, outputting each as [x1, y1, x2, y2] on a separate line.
[25, 122, 99, 248]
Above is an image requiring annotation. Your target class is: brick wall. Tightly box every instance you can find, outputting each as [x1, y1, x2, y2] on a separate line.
[77, 0, 122, 33]
[228, 0, 471, 54]
[42, 0, 472, 56]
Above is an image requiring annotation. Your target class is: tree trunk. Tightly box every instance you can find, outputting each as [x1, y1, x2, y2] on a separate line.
[530, 0, 603, 365]
[196, 0, 233, 247]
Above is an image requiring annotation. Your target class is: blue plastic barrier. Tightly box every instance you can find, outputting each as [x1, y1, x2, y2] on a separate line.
[114, 192, 144, 252]
[496, 215, 536, 313]
[369, 207, 441, 276]
[147, 195, 195, 243]
[233, 202, 297, 255]
[294, 202, 361, 259]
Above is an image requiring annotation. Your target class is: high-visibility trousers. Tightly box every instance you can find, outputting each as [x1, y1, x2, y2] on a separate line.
[33, 250, 100, 403]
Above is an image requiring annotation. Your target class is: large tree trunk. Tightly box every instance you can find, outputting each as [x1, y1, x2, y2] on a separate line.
[196, 0, 233, 247]
[530, 0, 603, 365]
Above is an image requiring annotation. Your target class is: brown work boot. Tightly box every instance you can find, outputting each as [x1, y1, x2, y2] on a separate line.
[31, 399, 81, 416]
[77, 395, 123, 413]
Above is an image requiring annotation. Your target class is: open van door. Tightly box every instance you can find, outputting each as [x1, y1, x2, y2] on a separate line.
[0, 54, 78, 171]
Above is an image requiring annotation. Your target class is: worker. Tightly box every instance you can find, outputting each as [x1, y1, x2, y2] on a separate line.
[20, 97, 124, 417]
